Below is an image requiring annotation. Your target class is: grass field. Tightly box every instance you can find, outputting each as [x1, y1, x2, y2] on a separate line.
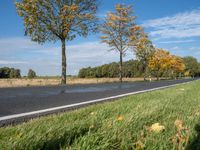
[0, 77, 155, 88]
[0, 80, 200, 150]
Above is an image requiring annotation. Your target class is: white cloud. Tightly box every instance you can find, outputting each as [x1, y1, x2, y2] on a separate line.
[0, 60, 28, 65]
[189, 47, 200, 50]
[143, 9, 200, 39]
[157, 39, 195, 44]
[0, 37, 134, 75]
[170, 46, 179, 50]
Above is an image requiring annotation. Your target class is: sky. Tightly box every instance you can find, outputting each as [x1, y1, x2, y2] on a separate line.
[1, 0, 200, 76]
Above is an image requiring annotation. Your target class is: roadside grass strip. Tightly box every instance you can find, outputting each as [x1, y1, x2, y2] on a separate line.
[0, 80, 200, 149]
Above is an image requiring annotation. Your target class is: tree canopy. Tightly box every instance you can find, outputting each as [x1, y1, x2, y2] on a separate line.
[100, 4, 142, 82]
[28, 69, 37, 79]
[148, 49, 185, 80]
[16, 0, 98, 43]
[16, 0, 98, 84]
[0, 67, 21, 79]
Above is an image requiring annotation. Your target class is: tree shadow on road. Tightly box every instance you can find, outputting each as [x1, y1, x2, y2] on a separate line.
[186, 124, 200, 150]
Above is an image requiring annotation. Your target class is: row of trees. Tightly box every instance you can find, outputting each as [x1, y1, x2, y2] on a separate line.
[78, 55, 200, 79]
[15, 1, 200, 83]
[0, 68, 37, 79]
[15, 1, 155, 84]
[78, 60, 144, 78]
[0, 67, 21, 78]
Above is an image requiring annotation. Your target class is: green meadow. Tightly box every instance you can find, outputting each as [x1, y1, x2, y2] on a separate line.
[0, 80, 200, 150]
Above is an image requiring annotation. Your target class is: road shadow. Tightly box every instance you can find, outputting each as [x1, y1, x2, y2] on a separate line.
[186, 124, 200, 150]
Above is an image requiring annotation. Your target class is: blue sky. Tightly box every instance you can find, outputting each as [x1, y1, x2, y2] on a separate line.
[1, 0, 200, 76]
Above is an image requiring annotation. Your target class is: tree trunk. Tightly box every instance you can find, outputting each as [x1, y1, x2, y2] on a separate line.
[61, 39, 67, 85]
[156, 73, 159, 81]
[143, 65, 147, 81]
[119, 52, 123, 83]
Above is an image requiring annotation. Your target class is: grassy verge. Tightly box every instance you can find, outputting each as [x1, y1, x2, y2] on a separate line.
[0, 77, 159, 88]
[0, 80, 200, 149]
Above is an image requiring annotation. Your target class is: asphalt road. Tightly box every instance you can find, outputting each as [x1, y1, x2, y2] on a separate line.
[0, 78, 198, 125]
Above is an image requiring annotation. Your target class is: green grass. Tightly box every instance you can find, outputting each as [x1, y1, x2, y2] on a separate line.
[1, 80, 200, 150]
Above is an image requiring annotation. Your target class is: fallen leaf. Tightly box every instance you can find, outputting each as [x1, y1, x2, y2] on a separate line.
[174, 120, 184, 131]
[148, 123, 165, 133]
[117, 116, 124, 121]
[89, 125, 95, 129]
[90, 112, 95, 115]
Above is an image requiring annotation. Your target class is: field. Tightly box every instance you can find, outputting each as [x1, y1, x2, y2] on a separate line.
[0, 77, 156, 88]
[0, 80, 200, 149]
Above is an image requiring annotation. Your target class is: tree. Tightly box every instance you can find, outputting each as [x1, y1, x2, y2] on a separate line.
[16, 0, 98, 85]
[9, 68, 21, 78]
[183, 56, 199, 77]
[148, 49, 185, 80]
[129, 29, 155, 80]
[148, 49, 170, 80]
[169, 55, 185, 79]
[28, 69, 37, 79]
[100, 4, 140, 82]
[0, 67, 21, 78]
[78, 59, 144, 78]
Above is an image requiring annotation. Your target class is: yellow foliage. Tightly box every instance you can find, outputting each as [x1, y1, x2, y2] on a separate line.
[115, 4, 123, 11]
[109, 13, 119, 21]
[148, 49, 185, 76]
[71, 4, 78, 11]
[100, 36, 108, 39]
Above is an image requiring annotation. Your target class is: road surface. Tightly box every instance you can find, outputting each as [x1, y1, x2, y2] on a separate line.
[0, 78, 197, 125]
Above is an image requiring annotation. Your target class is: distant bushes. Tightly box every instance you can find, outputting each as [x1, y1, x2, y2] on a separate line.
[78, 60, 144, 78]
[79, 56, 200, 79]
[28, 69, 37, 79]
[0, 67, 21, 78]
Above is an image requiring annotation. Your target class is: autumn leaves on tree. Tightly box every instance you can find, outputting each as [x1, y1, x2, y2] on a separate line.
[16, 0, 98, 84]
[15, 1, 185, 84]
[100, 4, 152, 82]
[148, 49, 185, 80]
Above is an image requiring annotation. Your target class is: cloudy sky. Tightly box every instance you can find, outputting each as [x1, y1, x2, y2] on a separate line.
[1, 0, 200, 76]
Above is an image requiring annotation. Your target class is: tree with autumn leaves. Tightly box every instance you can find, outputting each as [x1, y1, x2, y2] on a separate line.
[15, 1, 190, 83]
[129, 28, 155, 80]
[148, 49, 185, 80]
[15, 0, 98, 84]
[100, 4, 145, 82]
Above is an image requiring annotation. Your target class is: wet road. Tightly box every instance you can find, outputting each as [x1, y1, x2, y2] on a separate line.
[0, 78, 197, 119]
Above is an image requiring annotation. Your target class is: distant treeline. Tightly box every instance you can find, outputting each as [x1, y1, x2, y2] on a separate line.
[78, 56, 200, 79]
[0, 67, 21, 78]
[78, 60, 145, 78]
